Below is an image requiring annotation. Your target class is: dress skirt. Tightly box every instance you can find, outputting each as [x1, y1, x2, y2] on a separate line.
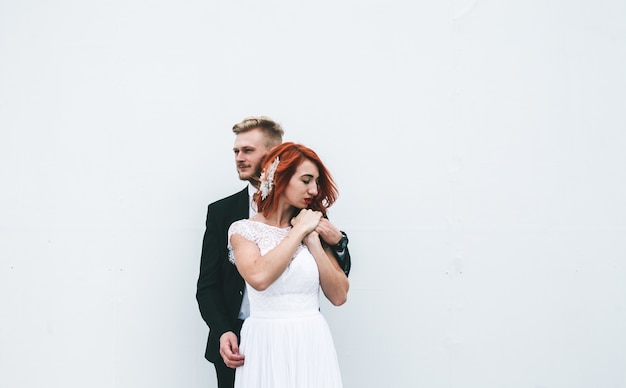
[234, 309, 343, 388]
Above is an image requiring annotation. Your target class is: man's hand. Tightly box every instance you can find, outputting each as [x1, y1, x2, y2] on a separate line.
[219, 331, 245, 368]
[315, 218, 343, 246]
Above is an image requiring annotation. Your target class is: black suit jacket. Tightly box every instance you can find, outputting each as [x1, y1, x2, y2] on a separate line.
[196, 186, 351, 363]
[196, 187, 248, 363]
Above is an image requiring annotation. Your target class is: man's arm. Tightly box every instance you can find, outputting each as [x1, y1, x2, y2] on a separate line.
[330, 232, 351, 277]
[196, 204, 232, 340]
[315, 218, 352, 277]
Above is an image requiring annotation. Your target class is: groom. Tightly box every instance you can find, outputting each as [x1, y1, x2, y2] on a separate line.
[196, 116, 351, 388]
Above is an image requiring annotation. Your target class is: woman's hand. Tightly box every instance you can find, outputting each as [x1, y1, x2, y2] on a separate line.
[290, 209, 322, 234]
[303, 230, 321, 250]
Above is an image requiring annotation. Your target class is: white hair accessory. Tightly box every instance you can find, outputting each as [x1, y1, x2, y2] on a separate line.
[259, 156, 280, 200]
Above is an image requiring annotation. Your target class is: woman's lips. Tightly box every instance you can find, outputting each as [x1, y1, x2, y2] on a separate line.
[304, 199, 312, 205]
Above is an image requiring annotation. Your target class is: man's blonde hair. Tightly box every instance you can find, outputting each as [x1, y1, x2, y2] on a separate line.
[232, 116, 284, 149]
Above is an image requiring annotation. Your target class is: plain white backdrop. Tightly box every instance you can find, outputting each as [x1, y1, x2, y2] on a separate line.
[1, 1, 625, 387]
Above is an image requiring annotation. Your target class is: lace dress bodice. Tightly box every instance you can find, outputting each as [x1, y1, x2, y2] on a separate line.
[228, 219, 321, 318]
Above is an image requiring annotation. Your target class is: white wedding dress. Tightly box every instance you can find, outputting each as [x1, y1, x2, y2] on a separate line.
[228, 219, 343, 388]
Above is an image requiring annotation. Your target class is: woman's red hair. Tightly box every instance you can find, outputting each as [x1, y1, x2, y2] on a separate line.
[254, 142, 338, 218]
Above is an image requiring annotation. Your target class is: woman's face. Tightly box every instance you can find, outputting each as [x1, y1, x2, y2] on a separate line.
[283, 159, 319, 209]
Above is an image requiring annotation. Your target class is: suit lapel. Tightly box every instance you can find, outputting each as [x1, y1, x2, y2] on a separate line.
[232, 186, 250, 221]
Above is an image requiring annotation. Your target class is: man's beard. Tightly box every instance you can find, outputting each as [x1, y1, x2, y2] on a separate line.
[238, 165, 262, 187]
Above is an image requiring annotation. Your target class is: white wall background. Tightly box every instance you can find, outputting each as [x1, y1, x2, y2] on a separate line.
[2, 1, 625, 387]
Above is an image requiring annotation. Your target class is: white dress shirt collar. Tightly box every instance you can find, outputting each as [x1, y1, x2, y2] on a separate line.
[247, 183, 258, 217]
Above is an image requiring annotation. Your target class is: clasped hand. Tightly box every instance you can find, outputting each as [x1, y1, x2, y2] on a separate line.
[290, 209, 322, 246]
[290, 209, 344, 247]
[290, 209, 322, 232]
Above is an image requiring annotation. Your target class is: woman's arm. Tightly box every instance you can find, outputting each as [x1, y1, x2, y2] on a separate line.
[304, 231, 349, 306]
[231, 228, 304, 291]
[231, 209, 322, 291]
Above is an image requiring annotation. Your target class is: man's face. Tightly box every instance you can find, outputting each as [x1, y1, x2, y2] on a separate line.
[233, 127, 268, 183]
